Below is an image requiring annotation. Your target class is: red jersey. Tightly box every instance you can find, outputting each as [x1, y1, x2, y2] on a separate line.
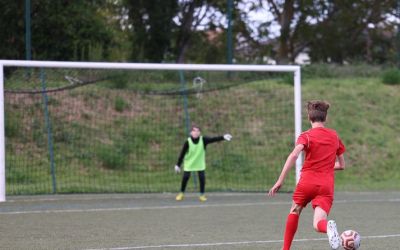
[296, 127, 345, 186]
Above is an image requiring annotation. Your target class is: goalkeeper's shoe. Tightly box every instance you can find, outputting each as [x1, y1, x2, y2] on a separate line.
[199, 195, 207, 202]
[175, 192, 184, 201]
[327, 220, 340, 250]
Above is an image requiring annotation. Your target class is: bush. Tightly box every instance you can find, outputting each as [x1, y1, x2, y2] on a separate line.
[382, 69, 400, 85]
[114, 96, 128, 112]
[109, 72, 129, 89]
[6, 165, 35, 184]
[97, 145, 127, 170]
[5, 113, 20, 138]
[302, 63, 383, 79]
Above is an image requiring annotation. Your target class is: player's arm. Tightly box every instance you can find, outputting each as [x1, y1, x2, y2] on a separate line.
[203, 134, 232, 147]
[203, 136, 224, 145]
[268, 144, 304, 196]
[174, 141, 189, 173]
[335, 138, 346, 171]
[334, 154, 345, 170]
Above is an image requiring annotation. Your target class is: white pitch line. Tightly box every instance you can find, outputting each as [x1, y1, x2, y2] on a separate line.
[7, 192, 399, 203]
[1, 197, 400, 215]
[84, 234, 400, 250]
[335, 198, 400, 203]
[0, 201, 275, 215]
[4, 193, 269, 203]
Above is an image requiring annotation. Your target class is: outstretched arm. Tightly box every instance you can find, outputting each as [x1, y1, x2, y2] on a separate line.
[334, 154, 345, 170]
[203, 133, 232, 147]
[203, 136, 224, 145]
[268, 144, 304, 196]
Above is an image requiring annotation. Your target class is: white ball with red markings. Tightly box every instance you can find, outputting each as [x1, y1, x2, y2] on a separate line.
[340, 230, 361, 250]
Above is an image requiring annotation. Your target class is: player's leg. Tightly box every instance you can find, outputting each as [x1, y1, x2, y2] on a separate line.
[282, 202, 303, 250]
[283, 182, 312, 250]
[176, 171, 191, 201]
[180, 171, 191, 192]
[312, 191, 340, 249]
[313, 206, 328, 232]
[198, 170, 206, 201]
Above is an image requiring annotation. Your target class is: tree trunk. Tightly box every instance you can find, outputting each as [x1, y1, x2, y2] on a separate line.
[175, 1, 196, 63]
[277, 0, 294, 64]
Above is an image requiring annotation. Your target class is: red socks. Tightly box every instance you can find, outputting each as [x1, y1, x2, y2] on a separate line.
[282, 213, 299, 250]
[317, 219, 328, 233]
[282, 216, 328, 249]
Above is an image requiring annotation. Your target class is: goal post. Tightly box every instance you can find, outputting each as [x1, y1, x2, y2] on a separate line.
[0, 60, 302, 201]
[0, 64, 5, 202]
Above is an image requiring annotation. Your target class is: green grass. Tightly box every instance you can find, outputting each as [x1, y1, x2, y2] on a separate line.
[302, 77, 400, 190]
[4, 72, 400, 195]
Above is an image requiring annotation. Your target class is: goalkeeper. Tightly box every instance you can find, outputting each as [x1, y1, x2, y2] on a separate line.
[174, 125, 232, 202]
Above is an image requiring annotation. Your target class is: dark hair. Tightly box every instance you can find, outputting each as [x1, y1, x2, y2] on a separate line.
[191, 124, 201, 131]
[307, 100, 330, 122]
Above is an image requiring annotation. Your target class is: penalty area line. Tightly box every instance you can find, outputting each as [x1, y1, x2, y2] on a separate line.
[84, 234, 400, 250]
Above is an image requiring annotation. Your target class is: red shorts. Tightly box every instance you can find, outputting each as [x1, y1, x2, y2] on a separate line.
[292, 182, 334, 214]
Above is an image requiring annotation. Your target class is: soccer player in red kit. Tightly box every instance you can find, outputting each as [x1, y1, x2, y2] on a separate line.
[268, 100, 346, 250]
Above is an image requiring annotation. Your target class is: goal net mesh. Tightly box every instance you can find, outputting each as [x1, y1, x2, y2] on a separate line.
[4, 67, 296, 194]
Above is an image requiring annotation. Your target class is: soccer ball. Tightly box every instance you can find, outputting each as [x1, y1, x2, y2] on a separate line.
[340, 230, 361, 250]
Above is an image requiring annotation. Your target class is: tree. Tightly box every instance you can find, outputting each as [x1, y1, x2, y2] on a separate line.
[267, 0, 294, 63]
[124, 0, 178, 62]
[0, 0, 114, 61]
[255, 0, 397, 64]
[32, 1, 114, 61]
[307, 0, 396, 64]
[173, 0, 228, 63]
[124, 0, 228, 63]
[0, 1, 25, 60]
